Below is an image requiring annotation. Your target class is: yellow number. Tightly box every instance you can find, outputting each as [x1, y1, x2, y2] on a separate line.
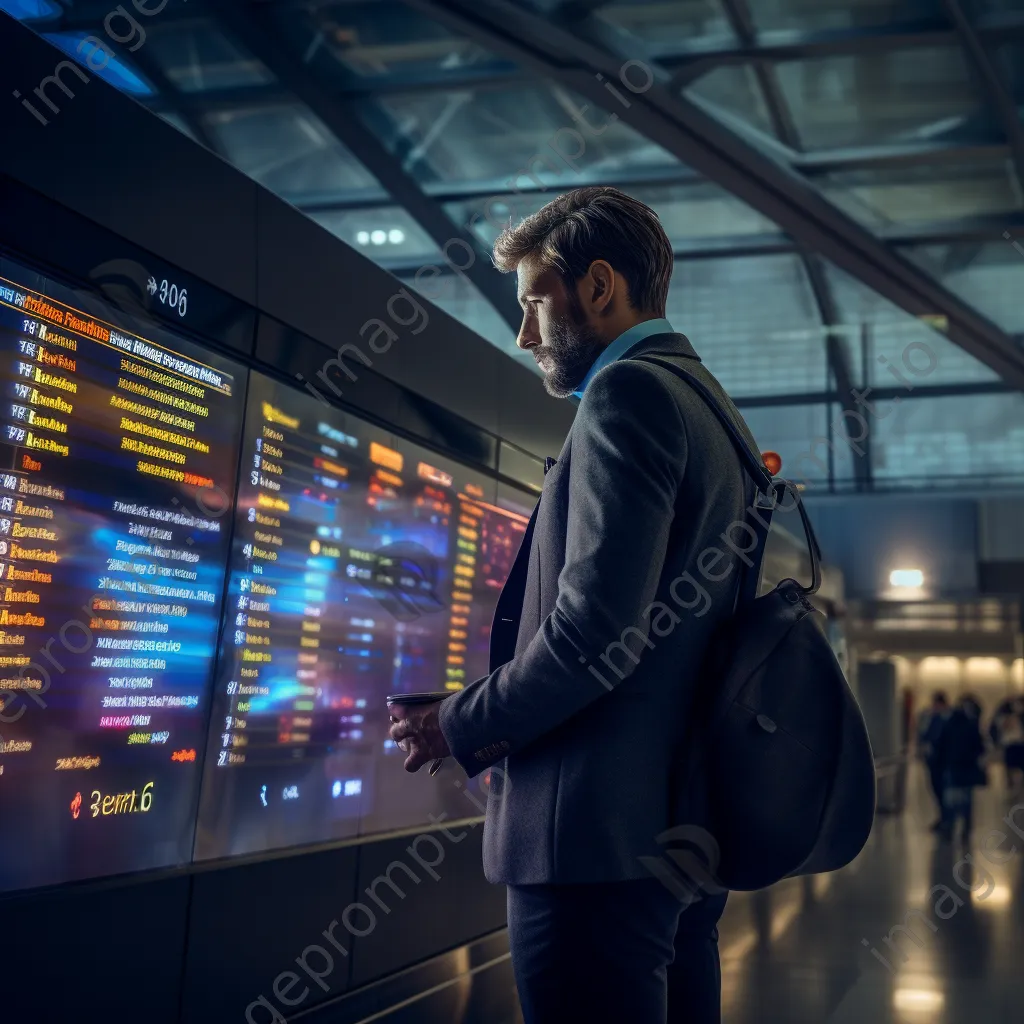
[90, 790, 100, 818]
[140, 781, 153, 812]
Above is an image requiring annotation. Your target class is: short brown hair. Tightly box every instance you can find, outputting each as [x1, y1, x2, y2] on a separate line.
[492, 186, 674, 315]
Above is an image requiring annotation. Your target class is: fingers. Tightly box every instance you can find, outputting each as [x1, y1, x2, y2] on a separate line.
[404, 744, 432, 773]
[389, 719, 429, 771]
[389, 719, 416, 743]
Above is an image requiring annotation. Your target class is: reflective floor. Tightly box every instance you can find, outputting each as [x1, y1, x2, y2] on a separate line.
[314, 765, 1024, 1023]
[719, 767, 1024, 1022]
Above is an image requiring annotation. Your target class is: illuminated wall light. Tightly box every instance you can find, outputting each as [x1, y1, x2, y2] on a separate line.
[890, 568, 925, 588]
[974, 884, 1012, 907]
[919, 657, 962, 684]
[965, 657, 1005, 679]
[387, 228, 405, 244]
[893, 987, 944, 1012]
[370, 229, 387, 245]
[355, 230, 370, 245]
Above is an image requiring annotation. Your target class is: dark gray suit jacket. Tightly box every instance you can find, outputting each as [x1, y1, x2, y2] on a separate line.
[438, 332, 760, 884]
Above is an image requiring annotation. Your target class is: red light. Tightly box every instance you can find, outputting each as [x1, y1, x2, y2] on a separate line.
[70, 792, 82, 819]
[762, 451, 783, 475]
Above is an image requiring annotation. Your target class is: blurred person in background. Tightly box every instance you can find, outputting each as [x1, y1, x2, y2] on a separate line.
[990, 696, 1024, 790]
[935, 694, 986, 843]
[918, 691, 950, 830]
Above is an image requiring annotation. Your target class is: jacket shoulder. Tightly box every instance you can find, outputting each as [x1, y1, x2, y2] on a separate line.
[578, 355, 687, 416]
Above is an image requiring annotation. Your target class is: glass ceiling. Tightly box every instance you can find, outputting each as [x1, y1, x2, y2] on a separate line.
[8, 0, 1024, 492]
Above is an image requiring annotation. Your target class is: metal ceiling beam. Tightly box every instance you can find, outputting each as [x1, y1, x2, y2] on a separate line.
[406, 0, 1024, 390]
[731, 378, 1014, 410]
[793, 140, 1010, 174]
[941, 0, 1024, 196]
[342, 235, 799, 275]
[211, 0, 523, 331]
[718, 0, 800, 149]
[662, 20, 955, 77]
[657, 13, 1024, 71]
[801, 254, 873, 490]
[717, 0, 870, 489]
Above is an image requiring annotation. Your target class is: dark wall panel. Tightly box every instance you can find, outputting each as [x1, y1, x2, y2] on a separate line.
[805, 495, 979, 599]
[496, 364, 575, 465]
[0, 14, 259, 307]
[181, 846, 360, 1024]
[349, 824, 506, 988]
[0, 873, 190, 1024]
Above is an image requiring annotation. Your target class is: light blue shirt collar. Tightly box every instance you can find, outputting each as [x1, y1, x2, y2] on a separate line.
[571, 318, 674, 400]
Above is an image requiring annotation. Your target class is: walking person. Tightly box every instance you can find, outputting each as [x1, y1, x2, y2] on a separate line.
[918, 691, 950, 830]
[935, 694, 987, 843]
[992, 697, 1024, 791]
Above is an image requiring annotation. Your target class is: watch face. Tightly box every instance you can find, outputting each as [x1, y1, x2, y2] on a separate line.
[386, 692, 452, 706]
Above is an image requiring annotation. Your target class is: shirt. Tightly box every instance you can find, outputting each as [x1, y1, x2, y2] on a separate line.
[571, 317, 674, 400]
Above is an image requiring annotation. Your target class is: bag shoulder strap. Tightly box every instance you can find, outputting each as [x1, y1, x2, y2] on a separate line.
[636, 356, 771, 491]
[635, 355, 822, 598]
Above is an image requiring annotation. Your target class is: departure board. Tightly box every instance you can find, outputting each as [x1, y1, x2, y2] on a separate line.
[194, 372, 529, 860]
[0, 254, 244, 893]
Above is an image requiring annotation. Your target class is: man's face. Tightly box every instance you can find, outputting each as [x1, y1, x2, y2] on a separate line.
[515, 255, 606, 399]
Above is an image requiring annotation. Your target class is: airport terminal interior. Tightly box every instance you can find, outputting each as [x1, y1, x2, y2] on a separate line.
[1, 0, 1024, 1021]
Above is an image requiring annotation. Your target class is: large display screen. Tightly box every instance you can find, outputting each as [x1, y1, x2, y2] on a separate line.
[0, 249, 535, 891]
[194, 372, 529, 860]
[0, 254, 245, 893]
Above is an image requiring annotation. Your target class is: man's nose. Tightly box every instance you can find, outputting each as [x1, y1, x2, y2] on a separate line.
[516, 319, 538, 351]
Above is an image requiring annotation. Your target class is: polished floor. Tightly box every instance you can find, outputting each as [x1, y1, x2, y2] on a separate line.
[718, 766, 1024, 1023]
[314, 764, 1024, 1023]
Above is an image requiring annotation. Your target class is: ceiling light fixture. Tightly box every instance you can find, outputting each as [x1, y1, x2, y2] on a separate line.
[890, 568, 924, 589]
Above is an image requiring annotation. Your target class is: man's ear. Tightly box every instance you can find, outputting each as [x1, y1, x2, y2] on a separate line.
[584, 260, 616, 314]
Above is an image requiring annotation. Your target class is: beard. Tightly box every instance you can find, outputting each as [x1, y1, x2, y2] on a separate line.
[533, 308, 607, 399]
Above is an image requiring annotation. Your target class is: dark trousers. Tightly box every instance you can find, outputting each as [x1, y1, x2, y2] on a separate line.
[927, 759, 944, 814]
[507, 880, 728, 1024]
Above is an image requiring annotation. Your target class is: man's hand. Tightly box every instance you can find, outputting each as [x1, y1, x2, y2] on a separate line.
[389, 707, 451, 772]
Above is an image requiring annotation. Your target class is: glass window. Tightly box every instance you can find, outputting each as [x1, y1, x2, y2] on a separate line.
[450, 180, 782, 251]
[398, 272, 532, 371]
[0, 0, 61, 20]
[816, 159, 1023, 230]
[202, 103, 384, 204]
[823, 262, 1001, 387]
[308, 206, 442, 266]
[774, 47, 989, 151]
[748, 0, 942, 33]
[637, 182, 783, 248]
[901, 242, 1024, 335]
[594, 0, 735, 52]
[685, 66, 779, 143]
[366, 84, 682, 192]
[42, 31, 153, 97]
[448, 193, 554, 250]
[265, 0, 514, 86]
[146, 21, 274, 93]
[871, 393, 1024, 485]
[737, 404, 832, 483]
[667, 255, 826, 397]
